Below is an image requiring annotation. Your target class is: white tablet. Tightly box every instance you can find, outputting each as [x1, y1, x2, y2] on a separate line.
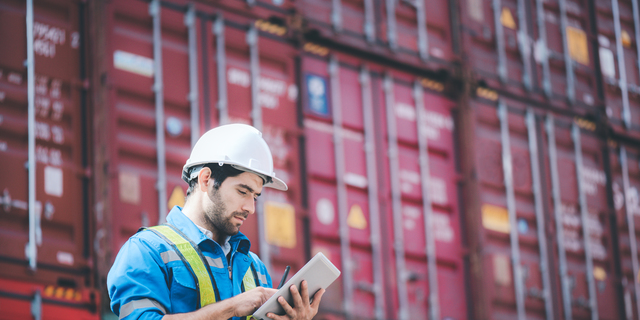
[253, 252, 341, 320]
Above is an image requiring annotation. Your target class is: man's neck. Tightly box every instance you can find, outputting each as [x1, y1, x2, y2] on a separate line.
[183, 200, 228, 245]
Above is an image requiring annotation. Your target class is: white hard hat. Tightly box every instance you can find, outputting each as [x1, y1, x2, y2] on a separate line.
[182, 123, 287, 191]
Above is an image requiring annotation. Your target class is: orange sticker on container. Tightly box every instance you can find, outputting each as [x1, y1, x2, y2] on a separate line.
[482, 204, 510, 233]
[593, 266, 606, 281]
[501, 8, 516, 30]
[567, 26, 589, 65]
[622, 30, 632, 48]
[347, 204, 367, 230]
[168, 186, 185, 209]
[265, 201, 296, 248]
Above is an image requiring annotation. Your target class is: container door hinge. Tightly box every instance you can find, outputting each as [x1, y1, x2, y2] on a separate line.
[31, 290, 42, 320]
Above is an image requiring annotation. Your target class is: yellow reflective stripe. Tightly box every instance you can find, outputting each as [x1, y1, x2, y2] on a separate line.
[149, 226, 216, 307]
[242, 267, 257, 292]
[243, 267, 258, 320]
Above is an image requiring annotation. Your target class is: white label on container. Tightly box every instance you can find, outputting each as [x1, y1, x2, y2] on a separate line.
[260, 77, 286, 95]
[44, 166, 63, 197]
[228, 68, 251, 87]
[403, 205, 421, 230]
[599, 47, 616, 79]
[119, 172, 141, 205]
[316, 198, 335, 225]
[8, 73, 22, 85]
[429, 177, 448, 205]
[56, 251, 74, 266]
[582, 166, 606, 195]
[0, 141, 7, 152]
[431, 47, 444, 58]
[395, 103, 416, 121]
[434, 212, 454, 243]
[259, 93, 278, 109]
[114, 50, 154, 77]
[344, 173, 368, 188]
[288, 84, 298, 101]
[36, 76, 48, 95]
[0, 91, 5, 102]
[598, 35, 610, 47]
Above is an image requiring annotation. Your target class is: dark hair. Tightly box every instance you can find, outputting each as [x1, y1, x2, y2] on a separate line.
[185, 164, 244, 198]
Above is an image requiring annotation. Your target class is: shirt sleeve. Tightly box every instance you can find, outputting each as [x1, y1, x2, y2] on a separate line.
[107, 235, 169, 320]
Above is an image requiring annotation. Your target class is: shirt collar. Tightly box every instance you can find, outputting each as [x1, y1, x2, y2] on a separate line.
[195, 224, 232, 256]
[166, 206, 250, 254]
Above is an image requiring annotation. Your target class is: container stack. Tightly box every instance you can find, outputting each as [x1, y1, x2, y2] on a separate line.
[1, 0, 640, 319]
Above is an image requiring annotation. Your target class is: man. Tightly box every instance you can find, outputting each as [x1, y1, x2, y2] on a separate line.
[108, 124, 324, 320]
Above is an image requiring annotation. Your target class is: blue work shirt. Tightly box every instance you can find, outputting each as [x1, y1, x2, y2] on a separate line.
[107, 206, 272, 319]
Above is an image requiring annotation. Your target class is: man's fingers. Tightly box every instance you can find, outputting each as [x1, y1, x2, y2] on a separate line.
[300, 280, 310, 305]
[290, 284, 304, 308]
[277, 296, 296, 316]
[310, 288, 325, 309]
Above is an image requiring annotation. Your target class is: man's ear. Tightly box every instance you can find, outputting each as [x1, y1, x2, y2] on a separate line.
[198, 167, 212, 193]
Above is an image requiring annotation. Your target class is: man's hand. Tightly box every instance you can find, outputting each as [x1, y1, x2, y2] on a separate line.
[231, 287, 278, 317]
[267, 280, 325, 320]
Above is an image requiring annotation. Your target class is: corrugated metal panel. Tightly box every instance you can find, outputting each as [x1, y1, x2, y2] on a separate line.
[302, 51, 468, 319]
[596, 0, 640, 140]
[459, 0, 601, 112]
[377, 72, 465, 320]
[295, 0, 458, 71]
[0, 0, 93, 288]
[609, 143, 640, 320]
[465, 93, 621, 319]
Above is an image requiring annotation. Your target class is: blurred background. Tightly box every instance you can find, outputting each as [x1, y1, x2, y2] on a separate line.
[1, 0, 640, 319]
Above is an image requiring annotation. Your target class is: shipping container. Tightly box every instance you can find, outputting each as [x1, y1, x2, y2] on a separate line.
[595, 0, 640, 141]
[5, 0, 640, 319]
[458, 90, 622, 320]
[301, 51, 468, 319]
[607, 140, 640, 320]
[0, 0, 98, 317]
[458, 0, 602, 114]
[294, 0, 459, 73]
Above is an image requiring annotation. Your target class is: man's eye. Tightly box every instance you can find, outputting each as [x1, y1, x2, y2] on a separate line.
[238, 190, 246, 195]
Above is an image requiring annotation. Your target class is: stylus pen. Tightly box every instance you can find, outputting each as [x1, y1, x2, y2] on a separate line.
[277, 266, 291, 289]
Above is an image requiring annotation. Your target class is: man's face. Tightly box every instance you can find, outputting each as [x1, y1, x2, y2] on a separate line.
[203, 171, 264, 238]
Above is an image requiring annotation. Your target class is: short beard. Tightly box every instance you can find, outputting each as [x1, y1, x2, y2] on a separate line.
[204, 188, 242, 238]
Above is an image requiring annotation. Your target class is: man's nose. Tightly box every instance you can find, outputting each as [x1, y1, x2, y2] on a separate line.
[242, 197, 255, 214]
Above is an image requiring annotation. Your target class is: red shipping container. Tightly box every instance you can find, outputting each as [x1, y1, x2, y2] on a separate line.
[295, 0, 458, 71]
[302, 50, 468, 319]
[458, 0, 601, 113]
[608, 141, 640, 319]
[595, 0, 640, 140]
[461, 92, 621, 320]
[0, 0, 95, 298]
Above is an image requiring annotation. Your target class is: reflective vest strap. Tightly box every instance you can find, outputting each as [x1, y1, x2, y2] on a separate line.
[242, 264, 260, 320]
[148, 225, 217, 307]
[242, 264, 259, 293]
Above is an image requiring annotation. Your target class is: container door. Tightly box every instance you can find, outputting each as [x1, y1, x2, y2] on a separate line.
[609, 144, 640, 320]
[0, 0, 92, 286]
[541, 114, 620, 320]
[376, 71, 467, 320]
[595, 0, 640, 140]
